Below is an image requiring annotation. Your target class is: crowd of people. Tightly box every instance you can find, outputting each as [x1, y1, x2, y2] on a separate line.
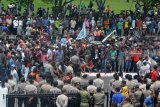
[0, 1, 160, 107]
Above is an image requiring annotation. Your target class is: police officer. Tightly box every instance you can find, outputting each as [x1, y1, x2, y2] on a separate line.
[16, 77, 27, 107]
[71, 72, 82, 85]
[134, 85, 142, 107]
[8, 75, 16, 107]
[50, 81, 61, 94]
[93, 73, 104, 90]
[40, 78, 53, 107]
[87, 79, 97, 94]
[93, 87, 105, 107]
[24, 78, 37, 107]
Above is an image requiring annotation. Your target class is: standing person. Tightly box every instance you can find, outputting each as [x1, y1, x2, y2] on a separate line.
[90, 17, 96, 31]
[144, 91, 155, 107]
[117, 47, 125, 73]
[16, 57, 23, 79]
[45, 60, 56, 78]
[24, 78, 37, 107]
[125, 48, 131, 72]
[84, 17, 90, 36]
[70, 51, 80, 74]
[139, 60, 150, 77]
[134, 85, 142, 107]
[13, 17, 18, 35]
[93, 73, 104, 90]
[0, 81, 8, 107]
[136, 57, 144, 74]
[40, 78, 53, 107]
[30, 68, 39, 82]
[142, 84, 151, 104]
[109, 47, 117, 72]
[80, 74, 89, 89]
[25, 24, 32, 38]
[121, 80, 129, 100]
[94, 28, 101, 41]
[55, 46, 64, 69]
[50, 81, 62, 94]
[80, 85, 90, 107]
[0, 47, 7, 81]
[150, 65, 159, 82]
[17, 23, 23, 37]
[8, 75, 16, 93]
[93, 87, 105, 107]
[10, 64, 19, 82]
[112, 87, 124, 107]
[56, 89, 68, 107]
[87, 79, 97, 94]
[16, 77, 27, 107]
[117, 19, 124, 36]
[157, 21, 160, 36]
[71, 72, 82, 86]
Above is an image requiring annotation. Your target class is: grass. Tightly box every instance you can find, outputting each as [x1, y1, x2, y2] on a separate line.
[1, 0, 135, 14]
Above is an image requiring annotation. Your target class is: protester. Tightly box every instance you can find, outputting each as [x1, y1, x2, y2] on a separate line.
[0, 1, 160, 107]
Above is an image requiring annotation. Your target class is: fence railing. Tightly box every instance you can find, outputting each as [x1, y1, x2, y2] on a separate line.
[6, 92, 109, 107]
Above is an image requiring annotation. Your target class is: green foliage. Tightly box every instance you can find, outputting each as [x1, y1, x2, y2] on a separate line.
[41, 0, 75, 16]
[7, 0, 34, 7]
[93, 0, 106, 12]
[2, 0, 136, 14]
[136, 0, 159, 11]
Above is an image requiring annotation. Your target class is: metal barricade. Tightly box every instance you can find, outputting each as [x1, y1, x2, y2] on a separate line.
[6, 92, 109, 107]
[6, 93, 80, 107]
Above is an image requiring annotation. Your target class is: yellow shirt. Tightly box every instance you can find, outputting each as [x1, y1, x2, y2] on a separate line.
[124, 21, 128, 29]
[121, 86, 129, 99]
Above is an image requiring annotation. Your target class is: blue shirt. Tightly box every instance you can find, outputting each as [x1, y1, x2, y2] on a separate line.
[55, 50, 64, 62]
[2, 26, 8, 31]
[118, 51, 125, 60]
[144, 97, 153, 107]
[60, 38, 66, 45]
[112, 93, 124, 104]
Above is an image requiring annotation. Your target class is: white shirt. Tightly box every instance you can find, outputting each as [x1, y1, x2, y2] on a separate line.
[13, 20, 19, 28]
[93, 78, 104, 89]
[70, 20, 76, 29]
[0, 86, 8, 107]
[47, 49, 53, 60]
[56, 94, 68, 107]
[18, 20, 23, 26]
[136, 60, 143, 70]
[66, 65, 74, 74]
[91, 19, 96, 26]
[11, 69, 19, 82]
[132, 20, 136, 28]
[139, 64, 150, 76]
[158, 21, 160, 29]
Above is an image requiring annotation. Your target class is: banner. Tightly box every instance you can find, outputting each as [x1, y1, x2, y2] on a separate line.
[76, 22, 87, 40]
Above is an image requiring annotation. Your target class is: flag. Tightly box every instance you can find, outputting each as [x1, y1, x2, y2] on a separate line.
[76, 22, 87, 40]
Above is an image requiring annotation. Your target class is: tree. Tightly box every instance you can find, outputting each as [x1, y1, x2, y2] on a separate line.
[42, 0, 75, 17]
[8, 0, 34, 15]
[93, 0, 106, 13]
[136, 0, 160, 15]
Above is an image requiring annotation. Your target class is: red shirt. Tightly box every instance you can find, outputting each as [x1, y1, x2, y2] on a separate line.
[150, 69, 158, 81]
